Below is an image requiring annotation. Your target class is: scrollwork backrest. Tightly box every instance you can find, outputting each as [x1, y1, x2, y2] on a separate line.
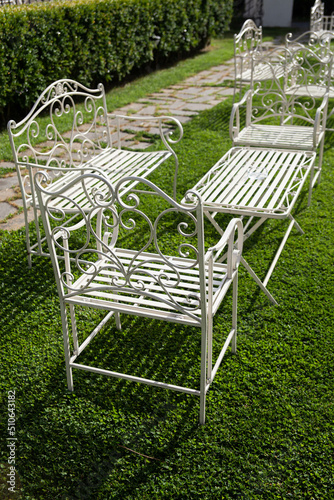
[285, 38, 332, 91]
[250, 53, 289, 124]
[35, 172, 207, 322]
[249, 46, 330, 125]
[8, 80, 110, 197]
[234, 19, 263, 76]
[285, 31, 332, 60]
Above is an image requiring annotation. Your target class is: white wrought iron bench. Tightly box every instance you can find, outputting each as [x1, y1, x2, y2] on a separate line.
[230, 47, 330, 187]
[187, 146, 317, 305]
[34, 171, 244, 425]
[7, 79, 183, 266]
[233, 19, 285, 102]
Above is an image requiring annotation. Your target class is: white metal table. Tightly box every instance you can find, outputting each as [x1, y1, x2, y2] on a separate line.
[186, 147, 317, 304]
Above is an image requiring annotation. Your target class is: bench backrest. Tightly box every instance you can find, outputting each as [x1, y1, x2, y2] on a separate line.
[8, 80, 111, 199]
[34, 172, 209, 324]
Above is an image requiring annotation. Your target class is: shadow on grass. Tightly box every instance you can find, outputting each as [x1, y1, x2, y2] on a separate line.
[1, 94, 334, 499]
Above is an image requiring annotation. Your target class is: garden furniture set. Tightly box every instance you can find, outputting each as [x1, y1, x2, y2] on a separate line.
[7, 23, 333, 423]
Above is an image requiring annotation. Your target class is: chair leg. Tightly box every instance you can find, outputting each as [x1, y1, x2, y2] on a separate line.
[60, 302, 73, 391]
[232, 273, 238, 354]
[199, 320, 208, 425]
[22, 202, 32, 268]
[69, 304, 79, 355]
[316, 138, 325, 185]
[115, 312, 122, 330]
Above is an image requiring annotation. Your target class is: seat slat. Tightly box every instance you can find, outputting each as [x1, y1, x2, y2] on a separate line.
[234, 125, 315, 150]
[46, 148, 171, 212]
[66, 248, 229, 319]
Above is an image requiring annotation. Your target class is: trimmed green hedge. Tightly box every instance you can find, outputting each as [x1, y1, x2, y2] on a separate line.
[0, 0, 232, 124]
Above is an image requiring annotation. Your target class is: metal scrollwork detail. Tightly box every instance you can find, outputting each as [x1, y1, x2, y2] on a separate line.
[37, 173, 203, 322]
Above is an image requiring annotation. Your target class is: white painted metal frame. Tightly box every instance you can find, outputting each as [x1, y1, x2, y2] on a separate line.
[233, 19, 263, 101]
[34, 171, 243, 425]
[310, 0, 334, 36]
[187, 147, 317, 305]
[230, 51, 329, 187]
[233, 19, 285, 102]
[7, 79, 183, 267]
[285, 30, 334, 131]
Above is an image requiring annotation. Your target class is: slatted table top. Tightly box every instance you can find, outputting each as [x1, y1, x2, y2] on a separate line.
[186, 147, 316, 219]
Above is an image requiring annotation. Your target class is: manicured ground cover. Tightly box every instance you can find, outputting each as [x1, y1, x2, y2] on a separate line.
[0, 94, 333, 498]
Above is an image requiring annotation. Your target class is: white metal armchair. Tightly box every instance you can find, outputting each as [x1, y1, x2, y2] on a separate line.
[8, 79, 183, 266]
[34, 171, 243, 425]
[230, 48, 330, 187]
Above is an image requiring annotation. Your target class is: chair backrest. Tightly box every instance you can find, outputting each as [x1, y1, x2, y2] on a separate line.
[234, 19, 263, 82]
[8, 79, 111, 199]
[248, 45, 331, 126]
[322, 13, 334, 31]
[310, 0, 325, 32]
[284, 41, 332, 94]
[285, 30, 332, 60]
[34, 171, 210, 324]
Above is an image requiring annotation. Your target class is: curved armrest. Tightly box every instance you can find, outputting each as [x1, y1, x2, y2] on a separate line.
[107, 113, 183, 149]
[107, 113, 183, 200]
[313, 91, 329, 147]
[205, 218, 244, 278]
[229, 89, 252, 141]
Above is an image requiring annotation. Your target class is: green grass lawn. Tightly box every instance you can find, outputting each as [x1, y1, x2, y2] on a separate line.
[0, 91, 333, 499]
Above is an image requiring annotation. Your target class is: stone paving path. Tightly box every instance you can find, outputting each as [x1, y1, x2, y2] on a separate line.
[0, 41, 280, 231]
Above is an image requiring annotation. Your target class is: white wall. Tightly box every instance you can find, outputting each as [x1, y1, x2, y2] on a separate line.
[262, 0, 294, 27]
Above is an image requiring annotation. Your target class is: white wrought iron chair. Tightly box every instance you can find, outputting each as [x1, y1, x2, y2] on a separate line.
[233, 19, 285, 102]
[230, 46, 331, 189]
[34, 171, 244, 425]
[7, 79, 183, 266]
[310, 0, 334, 37]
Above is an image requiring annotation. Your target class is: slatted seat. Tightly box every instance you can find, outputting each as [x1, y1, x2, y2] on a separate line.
[187, 146, 317, 304]
[67, 248, 230, 323]
[233, 124, 317, 150]
[45, 148, 170, 214]
[34, 171, 244, 425]
[239, 62, 284, 84]
[8, 79, 183, 266]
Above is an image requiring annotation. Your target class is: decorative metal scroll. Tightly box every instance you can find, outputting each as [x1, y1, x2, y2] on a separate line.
[250, 48, 331, 126]
[286, 47, 332, 91]
[285, 31, 332, 60]
[35, 172, 205, 323]
[310, 0, 325, 33]
[234, 19, 263, 82]
[8, 79, 109, 170]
